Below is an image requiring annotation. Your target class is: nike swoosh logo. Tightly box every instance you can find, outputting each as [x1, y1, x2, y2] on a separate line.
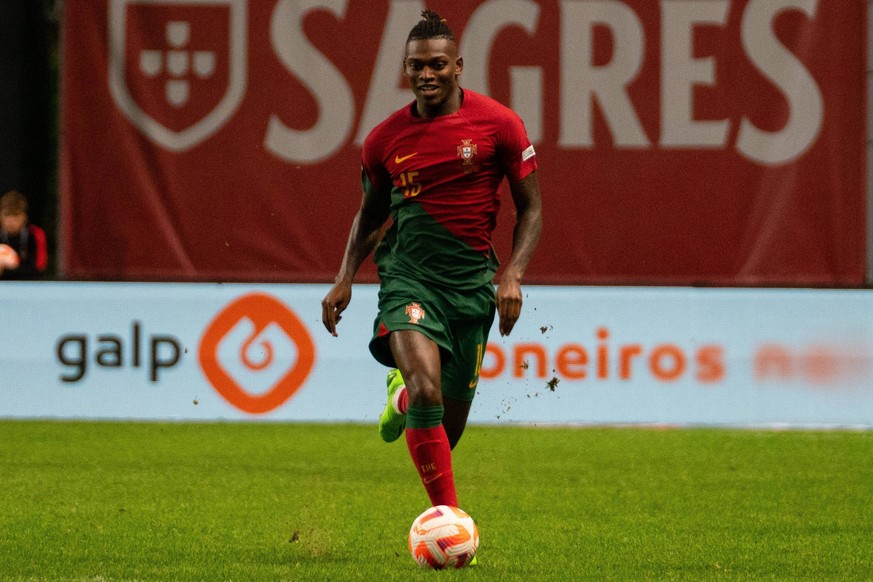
[394, 152, 418, 164]
[423, 472, 442, 485]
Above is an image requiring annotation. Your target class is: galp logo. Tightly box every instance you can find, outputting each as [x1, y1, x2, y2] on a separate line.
[199, 293, 315, 414]
[108, 0, 247, 151]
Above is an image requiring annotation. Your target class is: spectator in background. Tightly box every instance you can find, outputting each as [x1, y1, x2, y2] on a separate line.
[0, 190, 47, 280]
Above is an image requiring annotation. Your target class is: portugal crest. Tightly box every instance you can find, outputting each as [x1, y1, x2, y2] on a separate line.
[405, 302, 426, 324]
[108, 0, 248, 151]
[457, 138, 478, 172]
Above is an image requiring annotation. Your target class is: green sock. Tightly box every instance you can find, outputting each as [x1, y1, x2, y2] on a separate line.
[406, 404, 444, 429]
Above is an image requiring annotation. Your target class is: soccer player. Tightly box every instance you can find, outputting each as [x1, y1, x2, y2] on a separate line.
[321, 10, 542, 509]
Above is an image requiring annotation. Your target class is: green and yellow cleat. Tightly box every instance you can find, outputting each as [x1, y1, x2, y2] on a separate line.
[378, 368, 407, 442]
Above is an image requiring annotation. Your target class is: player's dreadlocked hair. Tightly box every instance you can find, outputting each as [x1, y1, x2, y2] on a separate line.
[407, 10, 455, 43]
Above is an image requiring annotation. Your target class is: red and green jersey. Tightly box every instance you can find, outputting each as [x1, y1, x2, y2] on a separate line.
[362, 89, 537, 289]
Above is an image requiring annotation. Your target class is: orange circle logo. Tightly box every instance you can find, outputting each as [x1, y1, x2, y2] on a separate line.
[199, 293, 316, 414]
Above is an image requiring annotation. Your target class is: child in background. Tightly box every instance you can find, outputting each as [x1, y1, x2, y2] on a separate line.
[0, 190, 47, 280]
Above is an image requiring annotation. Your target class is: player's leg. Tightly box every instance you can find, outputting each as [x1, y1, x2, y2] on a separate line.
[389, 329, 442, 406]
[379, 370, 469, 448]
[442, 396, 471, 450]
[390, 329, 458, 507]
[439, 310, 493, 450]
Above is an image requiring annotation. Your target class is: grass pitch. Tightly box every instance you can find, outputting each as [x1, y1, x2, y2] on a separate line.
[1, 421, 871, 581]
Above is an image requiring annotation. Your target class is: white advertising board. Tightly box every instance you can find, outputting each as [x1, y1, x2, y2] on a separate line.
[1, 282, 871, 427]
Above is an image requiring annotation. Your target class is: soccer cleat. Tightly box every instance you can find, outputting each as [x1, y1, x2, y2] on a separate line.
[379, 368, 407, 442]
[469, 554, 478, 567]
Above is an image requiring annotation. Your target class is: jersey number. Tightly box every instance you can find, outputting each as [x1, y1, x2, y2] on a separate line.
[469, 342, 484, 389]
[400, 171, 421, 198]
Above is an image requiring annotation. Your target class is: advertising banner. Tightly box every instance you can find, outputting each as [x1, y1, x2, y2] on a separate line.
[2, 282, 873, 427]
[60, 0, 866, 285]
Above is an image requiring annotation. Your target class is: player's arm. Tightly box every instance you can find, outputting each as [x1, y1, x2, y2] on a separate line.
[497, 170, 542, 336]
[321, 184, 391, 336]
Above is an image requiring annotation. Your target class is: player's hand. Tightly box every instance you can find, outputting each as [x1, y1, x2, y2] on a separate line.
[496, 276, 523, 336]
[321, 280, 352, 337]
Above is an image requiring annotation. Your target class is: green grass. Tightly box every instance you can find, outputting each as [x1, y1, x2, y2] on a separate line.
[1, 421, 871, 581]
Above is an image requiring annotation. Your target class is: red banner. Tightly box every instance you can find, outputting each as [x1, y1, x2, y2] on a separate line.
[61, 0, 867, 285]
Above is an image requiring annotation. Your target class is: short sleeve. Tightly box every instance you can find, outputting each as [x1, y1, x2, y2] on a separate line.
[498, 111, 537, 183]
[360, 131, 392, 196]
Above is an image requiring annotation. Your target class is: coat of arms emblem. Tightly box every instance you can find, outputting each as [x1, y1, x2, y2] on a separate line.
[457, 139, 478, 172]
[108, 0, 248, 151]
[405, 302, 426, 324]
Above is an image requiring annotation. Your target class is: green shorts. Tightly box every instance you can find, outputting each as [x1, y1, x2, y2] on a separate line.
[369, 277, 496, 402]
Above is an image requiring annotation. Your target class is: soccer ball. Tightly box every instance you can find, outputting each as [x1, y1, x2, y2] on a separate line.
[0, 244, 19, 269]
[408, 505, 479, 569]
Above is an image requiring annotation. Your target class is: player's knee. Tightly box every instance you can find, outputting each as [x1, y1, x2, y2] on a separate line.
[407, 379, 442, 407]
